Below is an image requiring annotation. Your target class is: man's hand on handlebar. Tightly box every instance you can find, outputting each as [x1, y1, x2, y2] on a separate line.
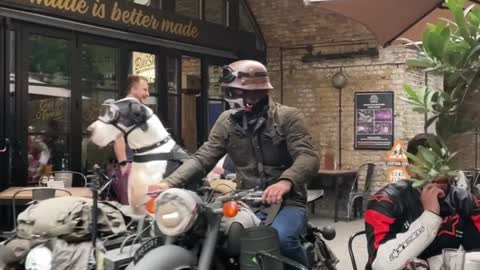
[262, 179, 292, 205]
[147, 182, 173, 198]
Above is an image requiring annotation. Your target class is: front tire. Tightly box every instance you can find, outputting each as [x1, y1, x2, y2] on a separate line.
[131, 245, 195, 270]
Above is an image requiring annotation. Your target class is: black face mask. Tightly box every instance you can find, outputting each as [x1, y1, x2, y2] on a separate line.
[246, 95, 269, 115]
[232, 96, 269, 129]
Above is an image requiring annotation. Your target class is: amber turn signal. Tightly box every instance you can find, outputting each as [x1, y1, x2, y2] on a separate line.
[146, 198, 156, 214]
[223, 201, 240, 218]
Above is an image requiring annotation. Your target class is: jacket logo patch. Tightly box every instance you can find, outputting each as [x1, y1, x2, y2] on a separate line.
[389, 226, 425, 261]
[369, 194, 393, 204]
[438, 214, 462, 237]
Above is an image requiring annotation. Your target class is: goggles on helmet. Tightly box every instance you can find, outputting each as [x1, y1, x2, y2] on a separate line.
[220, 65, 268, 84]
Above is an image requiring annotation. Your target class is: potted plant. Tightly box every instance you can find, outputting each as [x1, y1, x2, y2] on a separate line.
[403, 0, 480, 187]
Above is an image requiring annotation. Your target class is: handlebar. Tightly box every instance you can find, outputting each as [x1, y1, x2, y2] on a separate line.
[308, 223, 336, 241]
[217, 189, 264, 204]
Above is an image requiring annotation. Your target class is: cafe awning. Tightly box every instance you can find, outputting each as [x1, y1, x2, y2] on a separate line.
[306, 0, 443, 46]
[399, 1, 480, 42]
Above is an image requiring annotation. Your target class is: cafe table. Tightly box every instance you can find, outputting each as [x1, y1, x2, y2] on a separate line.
[317, 169, 358, 222]
[0, 186, 93, 205]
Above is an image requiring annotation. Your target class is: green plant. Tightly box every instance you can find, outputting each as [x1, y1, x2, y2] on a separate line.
[402, 0, 480, 186]
[403, 0, 480, 140]
[405, 136, 458, 188]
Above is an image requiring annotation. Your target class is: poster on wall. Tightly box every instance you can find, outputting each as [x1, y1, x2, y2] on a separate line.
[354, 92, 394, 150]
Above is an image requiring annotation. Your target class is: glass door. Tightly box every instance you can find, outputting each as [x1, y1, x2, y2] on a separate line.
[80, 41, 120, 172]
[180, 55, 201, 153]
[207, 64, 227, 131]
[0, 22, 11, 188]
[23, 28, 75, 185]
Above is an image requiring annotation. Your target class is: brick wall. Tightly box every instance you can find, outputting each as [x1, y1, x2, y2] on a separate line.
[240, 0, 480, 218]
[448, 91, 480, 170]
[246, 0, 431, 201]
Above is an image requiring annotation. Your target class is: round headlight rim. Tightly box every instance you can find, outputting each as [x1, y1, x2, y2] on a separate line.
[154, 188, 201, 236]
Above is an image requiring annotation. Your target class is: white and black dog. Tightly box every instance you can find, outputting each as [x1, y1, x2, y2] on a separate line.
[87, 97, 189, 215]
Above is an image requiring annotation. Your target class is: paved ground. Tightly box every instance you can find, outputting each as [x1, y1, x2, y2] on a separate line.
[310, 216, 368, 270]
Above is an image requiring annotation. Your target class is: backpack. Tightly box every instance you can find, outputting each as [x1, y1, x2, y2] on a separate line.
[16, 196, 127, 242]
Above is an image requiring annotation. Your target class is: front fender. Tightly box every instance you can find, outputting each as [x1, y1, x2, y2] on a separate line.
[128, 245, 195, 270]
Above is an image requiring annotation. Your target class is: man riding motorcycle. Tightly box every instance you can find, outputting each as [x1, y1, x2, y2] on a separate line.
[150, 59, 320, 269]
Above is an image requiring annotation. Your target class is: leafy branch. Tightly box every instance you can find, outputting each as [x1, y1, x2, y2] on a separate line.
[401, 0, 480, 185]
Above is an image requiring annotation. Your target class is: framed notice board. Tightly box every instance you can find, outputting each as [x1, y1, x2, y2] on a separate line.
[354, 92, 394, 150]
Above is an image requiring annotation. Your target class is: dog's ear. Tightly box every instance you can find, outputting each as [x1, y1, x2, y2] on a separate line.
[130, 102, 149, 131]
[138, 105, 149, 131]
[139, 122, 149, 132]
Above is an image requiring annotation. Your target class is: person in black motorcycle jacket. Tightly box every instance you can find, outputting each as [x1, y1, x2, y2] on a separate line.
[365, 133, 480, 270]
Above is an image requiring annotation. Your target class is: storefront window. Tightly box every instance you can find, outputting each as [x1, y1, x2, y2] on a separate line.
[181, 56, 201, 153]
[207, 65, 225, 130]
[167, 56, 180, 141]
[8, 30, 17, 184]
[176, 0, 200, 19]
[81, 44, 118, 131]
[27, 34, 72, 182]
[239, 1, 255, 33]
[130, 51, 158, 114]
[205, 0, 227, 25]
[8, 31, 15, 121]
[80, 43, 119, 171]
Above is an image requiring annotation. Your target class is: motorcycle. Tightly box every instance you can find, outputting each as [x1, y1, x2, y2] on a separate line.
[126, 186, 338, 270]
[2, 167, 140, 270]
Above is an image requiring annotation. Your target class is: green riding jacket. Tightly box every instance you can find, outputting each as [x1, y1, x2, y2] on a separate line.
[165, 98, 320, 208]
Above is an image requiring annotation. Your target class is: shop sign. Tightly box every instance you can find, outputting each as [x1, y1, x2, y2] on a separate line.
[35, 99, 65, 121]
[385, 139, 408, 166]
[354, 92, 394, 150]
[33, 98, 102, 124]
[385, 139, 410, 183]
[386, 166, 410, 183]
[1, 0, 255, 51]
[132, 52, 155, 83]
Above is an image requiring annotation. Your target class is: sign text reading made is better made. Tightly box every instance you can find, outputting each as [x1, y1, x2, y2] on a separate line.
[27, 0, 200, 39]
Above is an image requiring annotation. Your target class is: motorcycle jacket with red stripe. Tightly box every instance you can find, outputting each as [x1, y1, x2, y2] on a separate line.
[365, 180, 480, 270]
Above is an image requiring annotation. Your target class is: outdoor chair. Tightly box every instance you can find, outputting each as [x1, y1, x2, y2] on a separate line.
[463, 168, 480, 189]
[348, 230, 367, 270]
[306, 176, 325, 215]
[345, 163, 375, 221]
[0, 187, 72, 240]
[473, 169, 480, 188]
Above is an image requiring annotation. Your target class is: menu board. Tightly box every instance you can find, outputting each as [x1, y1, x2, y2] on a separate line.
[354, 92, 394, 150]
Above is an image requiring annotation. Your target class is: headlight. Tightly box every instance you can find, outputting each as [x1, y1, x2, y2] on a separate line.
[25, 245, 52, 270]
[155, 188, 201, 236]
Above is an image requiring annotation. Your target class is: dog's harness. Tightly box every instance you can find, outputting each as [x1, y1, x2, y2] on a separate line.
[99, 113, 154, 140]
[133, 144, 190, 163]
[98, 100, 191, 163]
[109, 120, 190, 163]
[98, 114, 153, 142]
